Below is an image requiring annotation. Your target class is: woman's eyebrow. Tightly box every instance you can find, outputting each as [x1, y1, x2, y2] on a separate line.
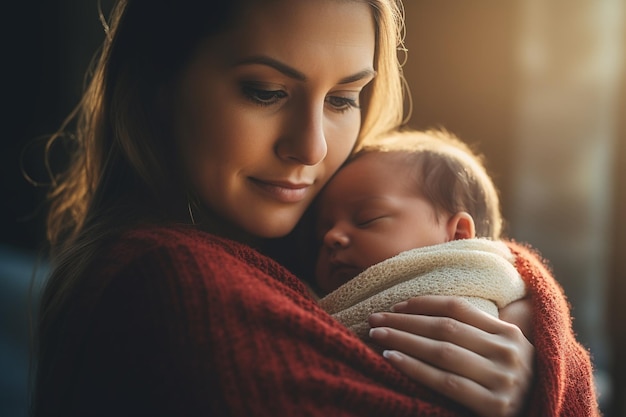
[233, 55, 376, 84]
[338, 69, 377, 85]
[234, 55, 306, 80]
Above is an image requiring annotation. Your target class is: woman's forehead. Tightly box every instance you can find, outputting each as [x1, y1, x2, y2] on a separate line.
[196, 0, 376, 82]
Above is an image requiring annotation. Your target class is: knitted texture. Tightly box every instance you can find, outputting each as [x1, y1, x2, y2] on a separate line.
[507, 241, 602, 416]
[39, 226, 600, 416]
[319, 239, 526, 343]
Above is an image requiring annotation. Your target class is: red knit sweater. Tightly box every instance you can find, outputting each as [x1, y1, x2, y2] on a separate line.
[43, 226, 600, 416]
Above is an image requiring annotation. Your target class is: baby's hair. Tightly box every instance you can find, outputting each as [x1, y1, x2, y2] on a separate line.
[352, 129, 503, 238]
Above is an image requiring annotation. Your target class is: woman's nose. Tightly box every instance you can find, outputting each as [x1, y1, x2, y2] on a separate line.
[323, 226, 350, 249]
[275, 100, 328, 165]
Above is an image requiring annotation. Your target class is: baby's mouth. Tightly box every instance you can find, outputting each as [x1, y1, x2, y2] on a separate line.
[329, 262, 362, 287]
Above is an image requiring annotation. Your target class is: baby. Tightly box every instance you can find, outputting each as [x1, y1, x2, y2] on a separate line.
[313, 129, 526, 342]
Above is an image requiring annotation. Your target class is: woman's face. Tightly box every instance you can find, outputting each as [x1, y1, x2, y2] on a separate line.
[174, 0, 376, 239]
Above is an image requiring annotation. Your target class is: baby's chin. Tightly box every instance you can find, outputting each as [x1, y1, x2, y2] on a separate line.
[316, 264, 364, 294]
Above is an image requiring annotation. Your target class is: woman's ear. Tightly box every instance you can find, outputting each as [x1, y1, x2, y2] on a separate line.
[446, 211, 476, 241]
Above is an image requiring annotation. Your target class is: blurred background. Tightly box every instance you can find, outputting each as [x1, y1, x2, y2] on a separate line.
[402, 1, 625, 415]
[1, 1, 624, 416]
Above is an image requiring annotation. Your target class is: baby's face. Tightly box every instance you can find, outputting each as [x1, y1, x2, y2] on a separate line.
[314, 152, 451, 293]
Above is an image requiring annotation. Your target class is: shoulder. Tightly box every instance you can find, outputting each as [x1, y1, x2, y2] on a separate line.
[103, 224, 273, 273]
[111, 224, 250, 260]
[94, 224, 312, 304]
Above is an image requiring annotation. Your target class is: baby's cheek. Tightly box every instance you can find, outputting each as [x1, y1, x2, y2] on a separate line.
[359, 239, 394, 268]
[314, 253, 329, 286]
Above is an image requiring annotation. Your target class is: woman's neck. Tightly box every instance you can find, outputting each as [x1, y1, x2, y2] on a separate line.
[192, 207, 265, 250]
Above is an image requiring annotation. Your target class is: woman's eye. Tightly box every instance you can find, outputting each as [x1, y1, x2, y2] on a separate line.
[242, 85, 287, 106]
[326, 95, 359, 113]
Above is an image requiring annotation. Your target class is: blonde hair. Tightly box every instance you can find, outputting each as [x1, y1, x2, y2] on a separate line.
[357, 0, 406, 144]
[353, 128, 504, 239]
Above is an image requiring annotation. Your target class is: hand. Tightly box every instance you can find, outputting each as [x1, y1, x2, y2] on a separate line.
[368, 296, 534, 417]
[499, 298, 533, 343]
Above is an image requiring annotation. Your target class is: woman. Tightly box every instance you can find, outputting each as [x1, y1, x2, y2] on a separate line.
[34, 0, 597, 416]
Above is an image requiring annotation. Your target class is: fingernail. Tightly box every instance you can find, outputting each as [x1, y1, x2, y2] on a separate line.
[383, 350, 403, 361]
[390, 301, 408, 312]
[369, 313, 384, 325]
[369, 327, 389, 338]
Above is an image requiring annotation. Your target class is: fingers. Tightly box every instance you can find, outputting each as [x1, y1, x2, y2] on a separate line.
[368, 310, 492, 359]
[391, 295, 510, 336]
[368, 296, 535, 417]
[369, 296, 533, 373]
[383, 296, 530, 361]
[379, 349, 521, 417]
[368, 326, 513, 392]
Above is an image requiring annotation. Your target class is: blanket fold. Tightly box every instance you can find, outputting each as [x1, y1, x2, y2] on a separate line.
[319, 239, 527, 342]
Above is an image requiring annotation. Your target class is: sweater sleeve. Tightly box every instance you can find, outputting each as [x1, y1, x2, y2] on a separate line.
[507, 241, 601, 417]
[63, 228, 467, 417]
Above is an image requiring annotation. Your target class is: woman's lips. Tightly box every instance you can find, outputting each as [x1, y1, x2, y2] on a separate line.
[249, 178, 312, 203]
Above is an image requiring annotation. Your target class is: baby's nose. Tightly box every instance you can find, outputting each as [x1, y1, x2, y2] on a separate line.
[323, 227, 350, 249]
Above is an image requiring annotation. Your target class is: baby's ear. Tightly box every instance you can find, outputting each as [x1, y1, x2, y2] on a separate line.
[446, 212, 476, 240]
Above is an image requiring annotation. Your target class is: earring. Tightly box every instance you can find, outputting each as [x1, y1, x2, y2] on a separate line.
[186, 192, 199, 225]
[187, 200, 196, 225]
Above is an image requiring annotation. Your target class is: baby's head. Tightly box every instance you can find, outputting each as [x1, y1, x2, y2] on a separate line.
[314, 129, 502, 293]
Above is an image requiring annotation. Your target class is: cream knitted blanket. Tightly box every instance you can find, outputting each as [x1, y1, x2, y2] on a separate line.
[318, 238, 527, 343]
